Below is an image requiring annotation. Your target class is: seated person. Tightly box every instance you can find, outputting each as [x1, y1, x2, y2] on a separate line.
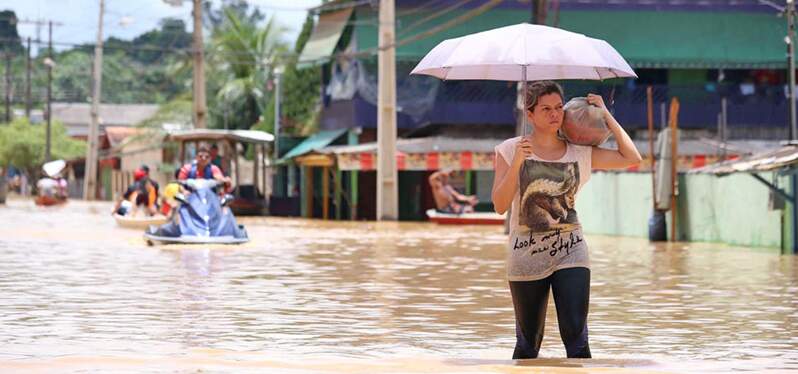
[160, 182, 181, 217]
[113, 169, 158, 216]
[36, 160, 68, 202]
[36, 176, 68, 201]
[177, 145, 233, 188]
[429, 169, 478, 214]
[209, 144, 226, 175]
[139, 164, 159, 196]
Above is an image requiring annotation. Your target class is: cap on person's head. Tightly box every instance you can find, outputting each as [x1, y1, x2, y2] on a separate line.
[140, 165, 150, 174]
[134, 169, 146, 181]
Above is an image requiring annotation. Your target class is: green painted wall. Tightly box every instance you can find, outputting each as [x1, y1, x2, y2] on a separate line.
[677, 173, 784, 248]
[576, 172, 654, 238]
[576, 171, 787, 250]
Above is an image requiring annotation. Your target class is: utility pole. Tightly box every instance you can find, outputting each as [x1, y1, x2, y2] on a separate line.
[787, 0, 798, 254]
[4, 53, 10, 123]
[25, 37, 31, 119]
[788, 0, 797, 141]
[45, 22, 53, 162]
[192, 0, 207, 129]
[376, 0, 398, 220]
[84, 0, 104, 200]
[14, 18, 62, 56]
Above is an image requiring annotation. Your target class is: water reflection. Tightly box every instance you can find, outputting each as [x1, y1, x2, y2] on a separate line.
[0, 199, 796, 372]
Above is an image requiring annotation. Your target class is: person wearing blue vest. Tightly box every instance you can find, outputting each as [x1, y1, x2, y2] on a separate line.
[177, 145, 232, 186]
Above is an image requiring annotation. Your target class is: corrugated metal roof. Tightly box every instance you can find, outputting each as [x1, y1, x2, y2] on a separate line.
[52, 103, 159, 127]
[279, 129, 349, 162]
[691, 144, 798, 175]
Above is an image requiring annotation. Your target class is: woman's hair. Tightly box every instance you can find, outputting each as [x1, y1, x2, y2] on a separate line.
[525, 80, 564, 112]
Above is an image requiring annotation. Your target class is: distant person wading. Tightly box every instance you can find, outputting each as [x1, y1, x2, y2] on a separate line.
[491, 81, 642, 359]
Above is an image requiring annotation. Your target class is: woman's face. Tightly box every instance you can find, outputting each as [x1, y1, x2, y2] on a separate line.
[527, 93, 564, 134]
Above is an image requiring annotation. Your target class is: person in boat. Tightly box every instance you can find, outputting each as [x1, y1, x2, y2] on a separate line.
[36, 174, 68, 202]
[429, 169, 478, 214]
[491, 81, 642, 359]
[177, 145, 232, 188]
[36, 160, 68, 204]
[113, 168, 158, 216]
[139, 164, 159, 197]
[209, 144, 226, 175]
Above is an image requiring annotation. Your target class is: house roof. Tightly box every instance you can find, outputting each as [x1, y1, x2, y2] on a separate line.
[52, 103, 159, 137]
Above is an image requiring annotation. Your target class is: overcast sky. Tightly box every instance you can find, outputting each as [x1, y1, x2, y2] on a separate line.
[4, 0, 323, 55]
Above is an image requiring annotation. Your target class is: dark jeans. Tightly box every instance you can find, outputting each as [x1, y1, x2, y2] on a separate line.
[509, 267, 591, 359]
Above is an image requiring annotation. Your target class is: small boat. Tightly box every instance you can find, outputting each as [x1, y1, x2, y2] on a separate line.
[34, 196, 67, 207]
[113, 214, 169, 229]
[426, 209, 505, 225]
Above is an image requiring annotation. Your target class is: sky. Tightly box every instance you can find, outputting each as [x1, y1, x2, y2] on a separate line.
[3, 0, 323, 55]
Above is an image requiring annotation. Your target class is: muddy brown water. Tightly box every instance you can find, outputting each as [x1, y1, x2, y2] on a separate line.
[0, 198, 796, 373]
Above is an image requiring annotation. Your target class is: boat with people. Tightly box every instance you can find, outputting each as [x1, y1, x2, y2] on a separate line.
[34, 160, 69, 207]
[425, 209, 505, 225]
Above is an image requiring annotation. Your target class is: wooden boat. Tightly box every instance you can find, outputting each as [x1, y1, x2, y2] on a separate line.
[34, 196, 67, 206]
[113, 214, 169, 229]
[425, 209, 505, 225]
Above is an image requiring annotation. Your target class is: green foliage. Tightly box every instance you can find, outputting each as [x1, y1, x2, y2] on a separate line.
[136, 97, 193, 130]
[256, 14, 321, 136]
[206, 8, 287, 130]
[0, 10, 23, 54]
[0, 118, 85, 176]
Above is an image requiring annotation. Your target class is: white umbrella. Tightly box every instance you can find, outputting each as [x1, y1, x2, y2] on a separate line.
[410, 23, 636, 81]
[410, 23, 637, 133]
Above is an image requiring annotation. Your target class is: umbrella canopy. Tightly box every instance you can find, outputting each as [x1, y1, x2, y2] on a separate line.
[410, 23, 636, 81]
[42, 160, 66, 178]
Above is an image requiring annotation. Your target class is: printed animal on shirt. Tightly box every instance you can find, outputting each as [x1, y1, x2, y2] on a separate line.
[519, 161, 579, 232]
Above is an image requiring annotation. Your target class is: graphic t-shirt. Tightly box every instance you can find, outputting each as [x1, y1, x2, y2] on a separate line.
[495, 137, 592, 281]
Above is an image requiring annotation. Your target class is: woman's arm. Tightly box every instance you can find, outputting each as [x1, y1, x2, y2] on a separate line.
[587, 94, 643, 170]
[491, 138, 533, 214]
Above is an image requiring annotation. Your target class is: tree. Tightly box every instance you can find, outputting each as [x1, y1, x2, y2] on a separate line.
[203, 0, 265, 29]
[128, 18, 192, 64]
[258, 13, 321, 135]
[0, 118, 85, 178]
[0, 10, 23, 54]
[207, 8, 286, 130]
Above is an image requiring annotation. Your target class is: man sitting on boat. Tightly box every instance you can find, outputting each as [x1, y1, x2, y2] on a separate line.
[177, 145, 232, 188]
[429, 169, 478, 214]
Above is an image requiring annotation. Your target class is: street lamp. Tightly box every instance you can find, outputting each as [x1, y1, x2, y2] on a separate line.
[43, 56, 56, 163]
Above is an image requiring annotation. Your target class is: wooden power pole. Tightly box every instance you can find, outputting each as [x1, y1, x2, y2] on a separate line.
[376, 0, 398, 220]
[84, 0, 104, 200]
[192, 0, 207, 129]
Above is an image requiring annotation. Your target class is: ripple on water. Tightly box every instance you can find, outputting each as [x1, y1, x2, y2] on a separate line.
[0, 199, 797, 372]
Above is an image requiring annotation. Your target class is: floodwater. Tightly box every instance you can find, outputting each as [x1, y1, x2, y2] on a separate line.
[0, 198, 797, 373]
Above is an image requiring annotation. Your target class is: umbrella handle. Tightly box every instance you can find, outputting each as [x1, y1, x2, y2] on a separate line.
[608, 85, 616, 115]
[522, 65, 528, 136]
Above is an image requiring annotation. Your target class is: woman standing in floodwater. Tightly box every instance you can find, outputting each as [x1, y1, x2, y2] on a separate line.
[491, 81, 642, 359]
